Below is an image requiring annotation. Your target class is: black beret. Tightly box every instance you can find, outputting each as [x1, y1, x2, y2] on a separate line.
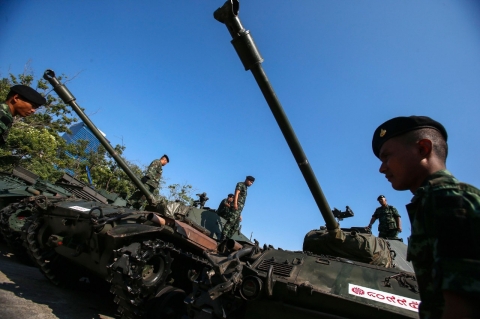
[162, 154, 169, 162]
[377, 195, 385, 201]
[227, 193, 234, 197]
[246, 175, 255, 182]
[10, 85, 46, 106]
[372, 116, 447, 158]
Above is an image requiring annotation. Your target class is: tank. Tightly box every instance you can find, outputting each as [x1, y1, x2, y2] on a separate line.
[182, 1, 420, 318]
[0, 165, 118, 260]
[0, 166, 73, 210]
[16, 70, 251, 319]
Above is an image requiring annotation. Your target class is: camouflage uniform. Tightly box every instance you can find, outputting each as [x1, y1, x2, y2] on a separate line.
[216, 198, 231, 218]
[406, 170, 480, 319]
[222, 182, 248, 238]
[142, 159, 164, 191]
[372, 205, 401, 238]
[0, 103, 13, 147]
[129, 159, 164, 209]
[193, 193, 209, 208]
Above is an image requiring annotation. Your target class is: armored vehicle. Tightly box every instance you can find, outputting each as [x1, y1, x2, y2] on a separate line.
[18, 70, 250, 319]
[182, 2, 420, 318]
[0, 166, 72, 210]
[0, 165, 129, 261]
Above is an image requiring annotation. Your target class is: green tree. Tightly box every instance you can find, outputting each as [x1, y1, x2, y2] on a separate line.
[74, 144, 144, 196]
[166, 183, 195, 205]
[1, 68, 196, 202]
[0, 69, 81, 180]
[0, 69, 143, 195]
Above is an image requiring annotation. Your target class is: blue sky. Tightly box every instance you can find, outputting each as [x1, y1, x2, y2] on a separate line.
[1, 0, 479, 250]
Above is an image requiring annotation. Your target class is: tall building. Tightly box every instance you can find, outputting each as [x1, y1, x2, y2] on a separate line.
[61, 122, 107, 179]
[62, 122, 106, 153]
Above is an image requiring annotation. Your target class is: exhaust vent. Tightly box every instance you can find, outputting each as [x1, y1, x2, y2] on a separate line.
[257, 259, 293, 277]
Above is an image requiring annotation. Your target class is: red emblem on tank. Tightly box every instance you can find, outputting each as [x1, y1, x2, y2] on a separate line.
[351, 287, 364, 295]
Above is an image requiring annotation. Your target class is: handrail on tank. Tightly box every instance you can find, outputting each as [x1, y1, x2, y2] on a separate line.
[43, 69, 157, 206]
[214, 0, 339, 230]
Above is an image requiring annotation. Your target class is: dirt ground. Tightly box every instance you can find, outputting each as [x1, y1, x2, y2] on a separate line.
[0, 242, 118, 319]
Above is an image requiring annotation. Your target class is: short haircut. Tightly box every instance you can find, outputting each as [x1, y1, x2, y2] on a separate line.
[161, 154, 169, 163]
[5, 91, 34, 106]
[400, 128, 448, 162]
[6, 90, 17, 100]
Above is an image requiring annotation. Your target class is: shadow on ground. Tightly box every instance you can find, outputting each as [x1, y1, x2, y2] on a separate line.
[0, 242, 117, 319]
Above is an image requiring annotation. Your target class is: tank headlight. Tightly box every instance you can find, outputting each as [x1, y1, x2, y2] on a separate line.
[240, 276, 263, 300]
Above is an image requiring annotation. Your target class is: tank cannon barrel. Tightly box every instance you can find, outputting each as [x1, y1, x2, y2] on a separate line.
[214, 0, 338, 230]
[43, 69, 157, 206]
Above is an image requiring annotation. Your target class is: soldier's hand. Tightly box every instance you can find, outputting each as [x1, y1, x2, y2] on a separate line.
[398, 227, 402, 232]
[365, 225, 371, 230]
[234, 204, 238, 210]
[239, 215, 242, 221]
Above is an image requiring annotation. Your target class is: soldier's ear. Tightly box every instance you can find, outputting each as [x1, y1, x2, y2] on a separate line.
[417, 139, 433, 158]
[8, 94, 20, 104]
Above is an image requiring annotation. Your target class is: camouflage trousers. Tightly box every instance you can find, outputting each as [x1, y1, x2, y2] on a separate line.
[128, 184, 156, 210]
[222, 204, 243, 239]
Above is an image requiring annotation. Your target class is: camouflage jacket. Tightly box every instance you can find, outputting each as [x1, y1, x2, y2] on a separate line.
[0, 103, 13, 147]
[235, 182, 248, 205]
[216, 198, 231, 217]
[373, 205, 400, 232]
[143, 159, 163, 189]
[406, 170, 480, 319]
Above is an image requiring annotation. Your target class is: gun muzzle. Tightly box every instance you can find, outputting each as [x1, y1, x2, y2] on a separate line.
[147, 213, 166, 226]
[226, 239, 243, 252]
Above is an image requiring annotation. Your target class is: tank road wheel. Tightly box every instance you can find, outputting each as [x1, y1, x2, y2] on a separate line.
[145, 286, 187, 319]
[24, 214, 86, 287]
[0, 202, 34, 264]
[108, 239, 173, 319]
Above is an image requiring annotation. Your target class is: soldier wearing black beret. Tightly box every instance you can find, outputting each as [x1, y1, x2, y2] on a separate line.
[128, 154, 169, 210]
[366, 195, 402, 239]
[1, 85, 47, 146]
[372, 115, 480, 319]
[216, 193, 234, 218]
[222, 175, 255, 239]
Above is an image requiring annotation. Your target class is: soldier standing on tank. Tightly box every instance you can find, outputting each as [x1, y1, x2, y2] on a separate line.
[0, 85, 46, 146]
[222, 176, 255, 239]
[372, 116, 480, 319]
[129, 154, 169, 210]
[193, 192, 209, 208]
[366, 195, 402, 239]
[216, 193, 234, 218]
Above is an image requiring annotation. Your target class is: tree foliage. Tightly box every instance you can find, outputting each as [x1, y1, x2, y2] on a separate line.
[0, 68, 194, 202]
[0, 69, 80, 180]
[166, 183, 195, 205]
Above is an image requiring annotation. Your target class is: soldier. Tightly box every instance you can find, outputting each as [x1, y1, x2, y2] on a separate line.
[372, 116, 480, 319]
[142, 155, 170, 193]
[129, 154, 169, 209]
[216, 193, 234, 218]
[222, 176, 255, 239]
[1, 85, 46, 146]
[366, 195, 402, 239]
[193, 192, 209, 208]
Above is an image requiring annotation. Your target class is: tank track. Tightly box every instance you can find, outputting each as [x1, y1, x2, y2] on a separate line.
[0, 201, 34, 263]
[24, 214, 86, 286]
[23, 208, 211, 318]
[108, 240, 210, 319]
[0, 203, 21, 246]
